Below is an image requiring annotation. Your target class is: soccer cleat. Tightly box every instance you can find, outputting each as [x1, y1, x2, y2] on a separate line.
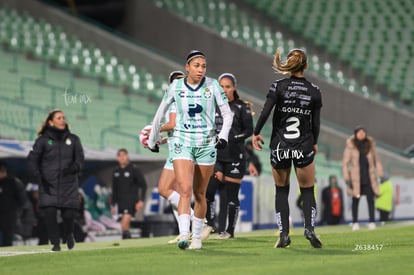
[167, 235, 180, 244]
[304, 228, 322, 248]
[274, 233, 291, 248]
[216, 232, 233, 240]
[67, 234, 75, 250]
[352, 223, 360, 231]
[51, 244, 61, 252]
[201, 225, 215, 241]
[188, 238, 202, 250]
[367, 222, 376, 230]
[177, 239, 190, 250]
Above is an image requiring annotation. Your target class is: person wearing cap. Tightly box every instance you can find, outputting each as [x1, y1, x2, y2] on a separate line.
[28, 109, 84, 251]
[203, 73, 253, 240]
[147, 50, 233, 250]
[342, 125, 384, 231]
[252, 48, 323, 248]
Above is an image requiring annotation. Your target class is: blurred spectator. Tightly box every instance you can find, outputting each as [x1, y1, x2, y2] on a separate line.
[0, 161, 27, 247]
[245, 140, 262, 176]
[111, 148, 147, 239]
[342, 125, 384, 231]
[375, 173, 393, 224]
[320, 175, 344, 225]
[25, 183, 49, 245]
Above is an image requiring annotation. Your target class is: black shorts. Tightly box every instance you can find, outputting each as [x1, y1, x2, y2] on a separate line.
[118, 206, 136, 216]
[269, 135, 315, 170]
[215, 158, 246, 179]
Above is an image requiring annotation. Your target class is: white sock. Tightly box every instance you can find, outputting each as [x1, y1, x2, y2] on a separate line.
[192, 216, 205, 240]
[178, 214, 191, 240]
[167, 191, 180, 222]
[190, 209, 195, 221]
[167, 191, 180, 209]
[168, 191, 195, 221]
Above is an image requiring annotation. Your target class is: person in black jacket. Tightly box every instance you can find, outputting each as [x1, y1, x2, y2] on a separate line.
[28, 109, 84, 251]
[110, 148, 147, 239]
[203, 73, 253, 240]
[0, 161, 27, 247]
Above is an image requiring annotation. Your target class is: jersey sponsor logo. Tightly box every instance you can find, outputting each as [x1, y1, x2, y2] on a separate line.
[183, 123, 208, 129]
[178, 91, 202, 98]
[188, 103, 203, 117]
[288, 85, 308, 92]
[272, 142, 305, 161]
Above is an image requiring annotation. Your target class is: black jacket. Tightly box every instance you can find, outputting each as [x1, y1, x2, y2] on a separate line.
[215, 98, 253, 162]
[112, 163, 147, 209]
[0, 176, 27, 223]
[28, 125, 84, 209]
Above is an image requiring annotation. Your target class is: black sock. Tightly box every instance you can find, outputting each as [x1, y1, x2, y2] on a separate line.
[275, 185, 290, 235]
[122, 231, 131, 239]
[206, 176, 221, 227]
[225, 182, 241, 236]
[218, 181, 227, 233]
[300, 186, 317, 231]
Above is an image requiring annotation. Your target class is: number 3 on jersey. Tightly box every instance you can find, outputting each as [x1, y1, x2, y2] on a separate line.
[284, 117, 300, 139]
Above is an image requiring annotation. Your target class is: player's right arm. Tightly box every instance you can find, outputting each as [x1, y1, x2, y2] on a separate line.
[147, 88, 174, 150]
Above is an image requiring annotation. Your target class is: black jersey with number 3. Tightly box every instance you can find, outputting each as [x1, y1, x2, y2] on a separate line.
[254, 76, 322, 147]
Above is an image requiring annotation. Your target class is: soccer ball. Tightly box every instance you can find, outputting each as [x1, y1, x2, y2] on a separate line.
[139, 125, 152, 147]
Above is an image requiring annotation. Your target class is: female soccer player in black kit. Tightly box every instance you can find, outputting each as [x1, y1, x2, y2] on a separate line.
[203, 73, 253, 239]
[252, 48, 323, 248]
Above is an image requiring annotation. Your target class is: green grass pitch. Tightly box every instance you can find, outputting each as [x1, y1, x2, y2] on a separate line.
[1, 222, 413, 275]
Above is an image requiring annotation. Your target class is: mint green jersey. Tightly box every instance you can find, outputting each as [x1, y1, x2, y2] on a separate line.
[163, 77, 228, 147]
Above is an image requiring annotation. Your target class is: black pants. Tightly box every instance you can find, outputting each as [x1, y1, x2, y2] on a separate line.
[378, 209, 390, 222]
[352, 184, 375, 223]
[0, 212, 17, 247]
[41, 207, 77, 246]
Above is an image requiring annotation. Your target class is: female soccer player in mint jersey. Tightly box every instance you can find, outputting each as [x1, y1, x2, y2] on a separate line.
[147, 50, 233, 250]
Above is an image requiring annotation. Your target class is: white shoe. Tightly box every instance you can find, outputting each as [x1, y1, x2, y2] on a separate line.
[201, 225, 214, 241]
[216, 232, 233, 240]
[368, 222, 376, 230]
[188, 238, 202, 250]
[352, 223, 360, 231]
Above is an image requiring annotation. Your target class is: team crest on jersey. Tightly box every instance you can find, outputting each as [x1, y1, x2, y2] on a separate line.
[174, 143, 182, 154]
[204, 88, 211, 99]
